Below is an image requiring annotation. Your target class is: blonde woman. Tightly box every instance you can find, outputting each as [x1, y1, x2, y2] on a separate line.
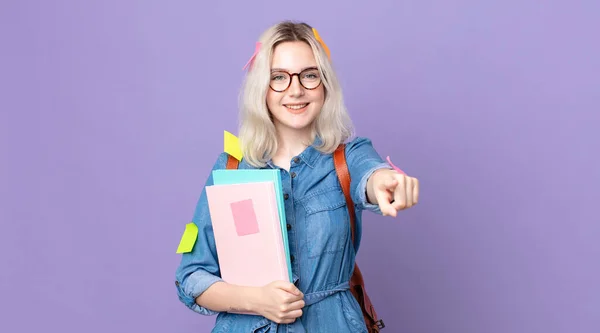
[175, 21, 419, 333]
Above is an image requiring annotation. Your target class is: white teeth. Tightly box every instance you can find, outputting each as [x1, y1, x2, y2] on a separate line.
[285, 104, 308, 110]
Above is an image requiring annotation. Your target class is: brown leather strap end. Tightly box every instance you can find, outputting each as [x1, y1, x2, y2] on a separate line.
[226, 154, 239, 169]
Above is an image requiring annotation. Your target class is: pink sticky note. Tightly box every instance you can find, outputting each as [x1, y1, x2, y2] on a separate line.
[242, 42, 262, 70]
[386, 156, 406, 175]
[230, 199, 260, 236]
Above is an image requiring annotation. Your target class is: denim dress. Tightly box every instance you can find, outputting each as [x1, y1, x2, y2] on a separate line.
[175, 137, 390, 333]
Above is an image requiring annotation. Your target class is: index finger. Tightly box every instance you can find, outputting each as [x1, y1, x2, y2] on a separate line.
[376, 189, 396, 217]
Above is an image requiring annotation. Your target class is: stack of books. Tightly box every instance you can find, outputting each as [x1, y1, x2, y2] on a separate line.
[205, 169, 293, 289]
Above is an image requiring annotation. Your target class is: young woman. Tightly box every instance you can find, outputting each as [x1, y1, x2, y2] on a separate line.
[175, 21, 419, 333]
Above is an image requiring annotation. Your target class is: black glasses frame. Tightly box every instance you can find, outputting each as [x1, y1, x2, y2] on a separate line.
[269, 67, 323, 92]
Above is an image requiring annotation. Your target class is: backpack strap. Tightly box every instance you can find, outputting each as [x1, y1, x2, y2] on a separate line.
[333, 144, 356, 244]
[226, 154, 240, 169]
[333, 144, 385, 332]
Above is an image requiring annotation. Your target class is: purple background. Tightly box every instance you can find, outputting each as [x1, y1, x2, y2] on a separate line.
[1, 1, 599, 332]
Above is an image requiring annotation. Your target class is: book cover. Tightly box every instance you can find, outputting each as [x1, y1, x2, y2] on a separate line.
[205, 181, 290, 289]
[212, 169, 293, 282]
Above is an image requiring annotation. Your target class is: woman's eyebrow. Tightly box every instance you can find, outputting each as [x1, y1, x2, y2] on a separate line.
[270, 66, 318, 73]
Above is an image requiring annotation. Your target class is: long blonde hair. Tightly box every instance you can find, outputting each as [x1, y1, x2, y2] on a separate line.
[238, 21, 354, 168]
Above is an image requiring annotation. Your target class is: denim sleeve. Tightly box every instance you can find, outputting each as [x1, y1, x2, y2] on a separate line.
[345, 137, 392, 215]
[174, 152, 229, 316]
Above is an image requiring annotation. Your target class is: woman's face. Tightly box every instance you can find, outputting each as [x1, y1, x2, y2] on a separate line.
[266, 41, 325, 134]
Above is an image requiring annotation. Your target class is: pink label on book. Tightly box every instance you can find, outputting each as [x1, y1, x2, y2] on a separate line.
[230, 199, 260, 236]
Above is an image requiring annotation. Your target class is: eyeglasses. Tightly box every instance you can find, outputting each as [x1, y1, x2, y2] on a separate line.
[269, 67, 322, 92]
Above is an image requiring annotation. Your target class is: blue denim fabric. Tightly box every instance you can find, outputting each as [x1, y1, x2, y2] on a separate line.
[175, 137, 390, 333]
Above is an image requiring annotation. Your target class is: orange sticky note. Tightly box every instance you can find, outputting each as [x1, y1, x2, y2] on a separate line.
[224, 130, 243, 161]
[176, 223, 198, 253]
[312, 28, 331, 59]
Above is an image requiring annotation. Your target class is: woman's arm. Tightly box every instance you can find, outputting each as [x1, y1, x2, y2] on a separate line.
[174, 153, 230, 315]
[174, 153, 305, 323]
[344, 137, 392, 213]
[344, 137, 418, 216]
[194, 281, 258, 313]
[196, 280, 305, 325]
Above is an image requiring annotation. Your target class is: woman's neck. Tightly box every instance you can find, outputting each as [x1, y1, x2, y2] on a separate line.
[271, 125, 313, 169]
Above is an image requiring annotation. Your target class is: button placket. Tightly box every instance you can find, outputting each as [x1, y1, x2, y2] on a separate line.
[281, 168, 298, 276]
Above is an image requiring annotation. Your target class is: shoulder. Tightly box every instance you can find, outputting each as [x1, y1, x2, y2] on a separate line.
[343, 136, 377, 156]
[209, 152, 253, 171]
[341, 136, 388, 180]
[210, 152, 231, 171]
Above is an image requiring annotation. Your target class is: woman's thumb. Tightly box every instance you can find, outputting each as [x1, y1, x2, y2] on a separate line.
[278, 281, 301, 295]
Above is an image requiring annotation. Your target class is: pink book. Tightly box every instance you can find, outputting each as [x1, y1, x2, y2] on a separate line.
[205, 181, 289, 289]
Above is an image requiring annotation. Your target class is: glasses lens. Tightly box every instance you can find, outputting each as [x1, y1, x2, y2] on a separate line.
[270, 72, 290, 92]
[299, 69, 321, 89]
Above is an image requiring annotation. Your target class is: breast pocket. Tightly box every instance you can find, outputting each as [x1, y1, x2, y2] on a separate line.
[299, 187, 350, 259]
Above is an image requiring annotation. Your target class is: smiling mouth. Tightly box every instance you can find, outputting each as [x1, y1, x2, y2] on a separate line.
[284, 103, 309, 112]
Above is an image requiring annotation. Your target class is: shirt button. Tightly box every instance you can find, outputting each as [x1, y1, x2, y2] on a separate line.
[283, 193, 289, 200]
[293, 157, 300, 163]
[287, 224, 292, 231]
[290, 172, 296, 178]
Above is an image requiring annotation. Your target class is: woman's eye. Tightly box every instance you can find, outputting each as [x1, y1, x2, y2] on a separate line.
[303, 72, 319, 79]
[272, 75, 286, 81]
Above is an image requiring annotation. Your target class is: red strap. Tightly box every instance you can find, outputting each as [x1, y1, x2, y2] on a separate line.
[226, 155, 239, 169]
[333, 144, 383, 332]
[333, 144, 356, 244]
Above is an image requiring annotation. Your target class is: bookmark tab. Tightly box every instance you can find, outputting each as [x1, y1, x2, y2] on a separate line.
[312, 28, 331, 60]
[242, 42, 262, 70]
[386, 156, 406, 175]
[176, 222, 198, 253]
[224, 130, 243, 161]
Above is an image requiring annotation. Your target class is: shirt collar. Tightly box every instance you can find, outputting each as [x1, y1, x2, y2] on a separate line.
[263, 136, 322, 169]
[297, 136, 322, 168]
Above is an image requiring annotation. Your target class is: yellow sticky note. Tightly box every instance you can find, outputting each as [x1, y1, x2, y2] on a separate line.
[176, 223, 198, 253]
[224, 130, 243, 161]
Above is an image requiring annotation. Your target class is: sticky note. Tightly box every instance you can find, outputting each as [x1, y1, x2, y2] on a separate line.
[176, 223, 198, 253]
[242, 41, 262, 70]
[312, 28, 331, 59]
[224, 130, 243, 161]
[386, 156, 406, 175]
[230, 199, 260, 236]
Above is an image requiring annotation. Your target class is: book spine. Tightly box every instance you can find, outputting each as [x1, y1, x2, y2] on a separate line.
[267, 183, 287, 281]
